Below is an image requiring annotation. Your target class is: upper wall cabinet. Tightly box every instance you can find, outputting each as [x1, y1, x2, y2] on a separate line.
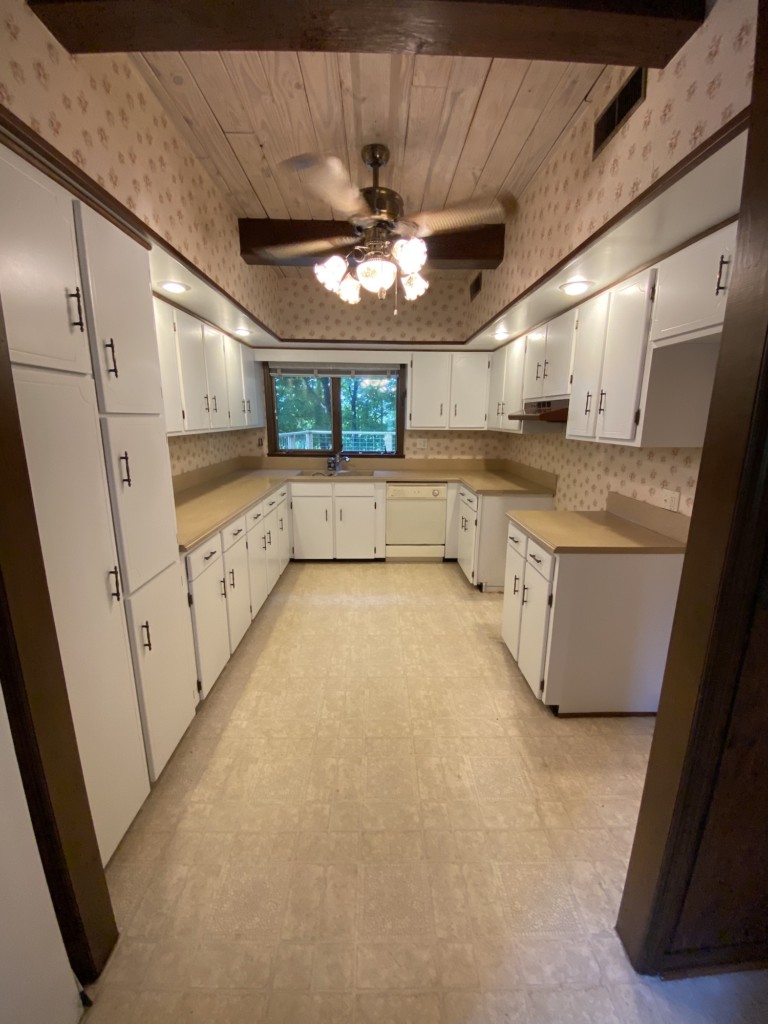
[0, 148, 90, 374]
[450, 353, 489, 429]
[242, 347, 266, 428]
[523, 308, 576, 402]
[202, 328, 230, 430]
[408, 352, 488, 430]
[175, 308, 210, 431]
[650, 221, 737, 343]
[74, 203, 163, 414]
[567, 291, 611, 440]
[224, 334, 246, 429]
[153, 298, 185, 433]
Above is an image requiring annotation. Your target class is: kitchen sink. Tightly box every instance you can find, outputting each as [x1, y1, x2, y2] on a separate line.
[308, 469, 374, 478]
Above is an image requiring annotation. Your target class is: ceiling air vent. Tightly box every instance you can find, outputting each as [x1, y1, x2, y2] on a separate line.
[593, 68, 647, 158]
[469, 273, 483, 302]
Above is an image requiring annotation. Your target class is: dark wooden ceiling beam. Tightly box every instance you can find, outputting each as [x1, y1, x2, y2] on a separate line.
[29, 1, 705, 67]
[239, 219, 505, 269]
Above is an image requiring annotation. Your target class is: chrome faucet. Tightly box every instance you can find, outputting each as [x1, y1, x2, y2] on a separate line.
[327, 450, 350, 472]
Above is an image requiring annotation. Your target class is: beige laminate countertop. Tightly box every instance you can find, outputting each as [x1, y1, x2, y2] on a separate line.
[175, 468, 552, 552]
[506, 510, 686, 555]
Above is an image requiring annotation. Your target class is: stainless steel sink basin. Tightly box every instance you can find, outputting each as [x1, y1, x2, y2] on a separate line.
[309, 469, 373, 478]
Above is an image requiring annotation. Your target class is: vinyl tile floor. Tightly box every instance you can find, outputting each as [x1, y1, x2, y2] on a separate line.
[89, 562, 768, 1023]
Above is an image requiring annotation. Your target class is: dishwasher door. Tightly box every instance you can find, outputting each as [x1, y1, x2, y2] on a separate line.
[385, 484, 447, 555]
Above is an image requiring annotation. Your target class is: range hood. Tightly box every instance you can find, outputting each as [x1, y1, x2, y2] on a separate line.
[507, 398, 569, 423]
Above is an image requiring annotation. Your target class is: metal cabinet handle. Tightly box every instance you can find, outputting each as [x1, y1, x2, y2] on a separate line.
[535, 362, 542, 380]
[105, 338, 119, 377]
[339, 508, 343, 522]
[204, 394, 210, 412]
[242, 398, 246, 413]
[598, 390, 606, 415]
[513, 575, 520, 595]
[268, 500, 276, 507]
[203, 549, 217, 561]
[247, 399, 251, 412]
[439, 403, 443, 417]
[530, 554, 542, 564]
[212, 395, 218, 412]
[252, 512, 261, 522]
[262, 535, 267, 550]
[220, 577, 226, 597]
[279, 517, 284, 530]
[543, 359, 549, 379]
[584, 391, 592, 415]
[267, 530, 272, 545]
[109, 565, 121, 601]
[67, 286, 85, 332]
[715, 254, 731, 295]
[496, 402, 501, 416]
[232, 528, 243, 537]
[501, 402, 505, 414]
[454, 404, 457, 417]
[119, 451, 132, 487]
[510, 535, 519, 545]
[522, 585, 529, 606]
[325, 509, 328, 522]
[229, 568, 236, 588]
[141, 620, 152, 651]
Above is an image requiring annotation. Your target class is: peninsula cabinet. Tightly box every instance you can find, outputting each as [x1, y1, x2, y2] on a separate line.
[187, 540, 230, 699]
[408, 351, 489, 429]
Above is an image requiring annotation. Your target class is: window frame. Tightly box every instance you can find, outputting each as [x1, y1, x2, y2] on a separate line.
[263, 364, 407, 458]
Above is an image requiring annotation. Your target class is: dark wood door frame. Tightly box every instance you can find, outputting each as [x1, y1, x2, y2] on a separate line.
[617, 0, 768, 974]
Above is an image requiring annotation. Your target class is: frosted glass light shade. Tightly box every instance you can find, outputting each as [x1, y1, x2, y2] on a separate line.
[338, 275, 361, 304]
[357, 256, 398, 295]
[401, 272, 429, 300]
[393, 237, 427, 275]
[314, 255, 347, 291]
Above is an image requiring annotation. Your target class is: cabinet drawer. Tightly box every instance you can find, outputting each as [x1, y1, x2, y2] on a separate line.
[291, 481, 333, 497]
[526, 538, 554, 580]
[276, 487, 289, 504]
[507, 524, 528, 557]
[334, 481, 375, 497]
[221, 515, 247, 551]
[458, 488, 478, 512]
[245, 501, 264, 532]
[187, 540, 222, 581]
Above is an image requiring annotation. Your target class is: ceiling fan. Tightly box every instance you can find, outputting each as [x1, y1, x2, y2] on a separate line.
[257, 143, 510, 304]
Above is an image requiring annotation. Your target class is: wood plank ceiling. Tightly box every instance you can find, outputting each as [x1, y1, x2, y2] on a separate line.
[134, 53, 608, 276]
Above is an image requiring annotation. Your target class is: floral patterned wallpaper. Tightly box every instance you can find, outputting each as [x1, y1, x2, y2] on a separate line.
[0, 0, 281, 332]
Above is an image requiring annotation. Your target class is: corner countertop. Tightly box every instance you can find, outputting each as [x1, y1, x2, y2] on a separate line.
[175, 467, 553, 553]
[505, 509, 686, 555]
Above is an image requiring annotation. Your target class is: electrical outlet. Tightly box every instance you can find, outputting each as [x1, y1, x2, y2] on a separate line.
[661, 488, 680, 512]
[257, 436, 264, 447]
[415, 437, 428, 450]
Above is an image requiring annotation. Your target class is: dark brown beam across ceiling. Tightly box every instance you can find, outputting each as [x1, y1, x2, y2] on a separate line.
[29, 0, 705, 67]
[239, 220, 505, 269]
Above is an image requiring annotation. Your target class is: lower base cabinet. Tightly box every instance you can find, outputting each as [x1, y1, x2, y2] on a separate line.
[501, 539, 525, 658]
[125, 561, 197, 780]
[246, 505, 269, 618]
[188, 547, 229, 699]
[224, 533, 251, 653]
[292, 493, 334, 560]
[335, 495, 376, 559]
[516, 558, 552, 697]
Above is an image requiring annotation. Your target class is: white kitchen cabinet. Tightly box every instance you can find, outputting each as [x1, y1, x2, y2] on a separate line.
[13, 366, 149, 864]
[101, 415, 179, 594]
[74, 202, 163, 415]
[246, 503, 269, 618]
[524, 310, 576, 401]
[176, 308, 209, 431]
[153, 298, 185, 433]
[188, 544, 230, 698]
[501, 535, 526, 659]
[264, 506, 282, 589]
[125, 561, 197, 781]
[487, 348, 506, 430]
[291, 494, 334, 559]
[522, 330, 547, 401]
[566, 291, 611, 439]
[650, 221, 737, 343]
[449, 352, 489, 428]
[223, 533, 251, 653]
[203, 327, 230, 429]
[224, 333, 247, 429]
[501, 337, 525, 432]
[517, 559, 552, 697]
[444, 482, 460, 559]
[242, 348, 266, 427]
[335, 495, 376, 559]
[276, 493, 291, 572]
[408, 351, 451, 428]
[0, 148, 90, 375]
[457, 491, 478, 585]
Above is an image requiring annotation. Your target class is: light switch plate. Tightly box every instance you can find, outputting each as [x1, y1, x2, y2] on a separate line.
[661, 488, 680, 512]
[415, 437, 428, 450]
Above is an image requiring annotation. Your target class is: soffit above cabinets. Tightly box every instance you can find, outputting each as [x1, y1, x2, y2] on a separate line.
[132, 52, 607, 222]
[469, 128, 748, 350]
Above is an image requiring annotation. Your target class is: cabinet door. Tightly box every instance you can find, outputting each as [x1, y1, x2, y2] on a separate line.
[243, 350, 266, 427]
[247, 516, 269, 618]
[598, 268, 655, 443]
[502, 338, 525, 432]
[450, 352, 489, 429]
[522, 331, 546, 400]
[101, 415, 179, 594]
[264, 508, 282, 589]
[457, 503, 477, 584]
[74, 203, 163, 414]
[487, 348, 506, 430]
[409, 352, 451, 428]
[501, 544, 525, 660]
[13, 366, 149, 863]
[292, 497, 334, 559]
[203, 328, 230, 429]
[176, 309, 210, 431]
[0, 150, 90, 374]
[125, 562, 196, 781]
[567, 292, 610, 439]
[224, 335, 246, 428]
[189, 559, 230, 698]
[224, 535, 251, 653]
[517, 565, 551, 698]
[335, 496, 376, 559]
[276, 501, 291, 571]
[542, 308, 576, 398]
[153, 299, 185, 433]
[650, 222, 738, 342]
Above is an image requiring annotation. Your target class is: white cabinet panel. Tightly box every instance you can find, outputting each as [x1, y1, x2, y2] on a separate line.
[0, 149, 89, 374]
[444, 482, 460, 559]
[335, 496, 376, 559]
[597, 268, 655, 443]
[243, 349, 266, 427]
[276, 499, 291, 571]
[650, 221, 737, 342]
[501, 543, 525, 660]
[264, 507, 282, 590]
[125, 562, 196, 780]
[409, 352, 451, 428]
[153, 298, 185, 433]
[502, 338, 525, 432]
[74, 203, 162, 414]
[457, 499, 477, 585]
[224, 334, 246, 428]
[292, 496, 334, 559]
[246, 509, 269, 618]
[450, 352, 489, 429]
[176, 308, 209, 431]
[522, 331, 546, 400]
[189, 555, 230, 698]
[542, 308, 576, 398]
[101, 415, 179, 594]
[517, 564, 551, 698]
[567, 292, 610, 439]
[13, 366, 149, 863]
[203, 328, 229, 429]
[224, 534, 251, 652]
[487, 348, 506, 430]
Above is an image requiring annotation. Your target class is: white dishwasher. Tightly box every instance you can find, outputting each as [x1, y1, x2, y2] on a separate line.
[385, 483, 447, 560]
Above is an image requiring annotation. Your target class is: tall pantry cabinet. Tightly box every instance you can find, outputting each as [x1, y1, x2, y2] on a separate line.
[0, 145, 195, 863]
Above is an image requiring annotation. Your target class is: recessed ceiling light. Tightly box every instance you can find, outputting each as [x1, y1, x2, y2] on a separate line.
[234, 328, 251, 337]
[160, 280, 190, 295]
[559, 278, 593, 297]
[494, 327, 509, 341]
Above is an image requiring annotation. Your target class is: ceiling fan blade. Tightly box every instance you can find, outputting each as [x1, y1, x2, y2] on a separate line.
[255, 236, 358, 263]
[282, 153, 368, 219]
[401, 197, 513, 238]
